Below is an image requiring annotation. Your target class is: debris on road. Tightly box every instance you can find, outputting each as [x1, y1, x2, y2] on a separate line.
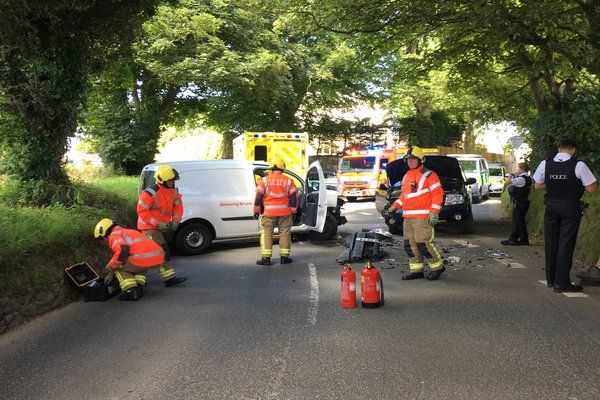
[336, 231, 388, 264]
[486, 250, 511, 259]
[446, 256, 461, 264]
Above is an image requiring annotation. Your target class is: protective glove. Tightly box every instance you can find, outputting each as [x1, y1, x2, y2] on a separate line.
[428, 212, 439, 226]
[157, 221, 169, 231]
[253, 213, 260, 220]
[384, 206, 397, 217]
[103, 273, 114, 286]
[169, 221, 180, 230]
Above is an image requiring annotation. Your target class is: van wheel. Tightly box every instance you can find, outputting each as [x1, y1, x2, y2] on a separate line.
[456, 211, 474, 234]
[346, 196, 357, 202]
[175, 222, 213, 255]
[310, 215, 338, 240]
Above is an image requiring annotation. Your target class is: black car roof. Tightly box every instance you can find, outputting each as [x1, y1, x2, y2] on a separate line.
[386, 155, 465, 187]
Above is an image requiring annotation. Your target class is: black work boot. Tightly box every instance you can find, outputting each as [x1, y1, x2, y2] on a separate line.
[280, 256, 293, 264]
[426, 266, 446, 281]
[164, 277, 188, 287]
[402, 272, 425, 280]
[501, 239, 519, 246]
[256, 257, 271, 266]
[119, 286, 142, 301]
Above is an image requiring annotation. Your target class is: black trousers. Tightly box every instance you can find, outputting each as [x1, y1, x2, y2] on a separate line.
[544, 199, 582, 287]
[509, 199, 530, 241]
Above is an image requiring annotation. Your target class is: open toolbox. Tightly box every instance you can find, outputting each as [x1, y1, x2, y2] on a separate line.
[64, 262, 121, 302]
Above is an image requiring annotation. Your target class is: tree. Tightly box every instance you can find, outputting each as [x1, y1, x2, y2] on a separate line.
[0, 1, 156, 186]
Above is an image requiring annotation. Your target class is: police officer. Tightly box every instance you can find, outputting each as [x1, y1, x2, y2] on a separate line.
[533, 139, 597, 292]
[501, 162, 532, 246]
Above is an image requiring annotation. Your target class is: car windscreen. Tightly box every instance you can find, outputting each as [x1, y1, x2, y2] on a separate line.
[489, 167, 503, 177]
[340, 156, 376, 171]
[458, 160, 477, 173]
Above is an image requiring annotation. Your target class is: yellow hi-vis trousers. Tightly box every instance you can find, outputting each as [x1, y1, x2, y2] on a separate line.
[260, 214, 293, 258]
[402, 217, 443, 273]
[141, 229, 177, 282]
[114, 261, 153, 292]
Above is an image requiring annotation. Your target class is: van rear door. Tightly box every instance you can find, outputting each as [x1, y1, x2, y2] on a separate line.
[301, 161, 327, 232]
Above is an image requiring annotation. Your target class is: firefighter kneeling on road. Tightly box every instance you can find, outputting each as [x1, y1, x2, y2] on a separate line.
[137, 164, 187, 286]
[94, 219, 185, 301]
[254, 157, 298, 266]
[385, 146, 446, 280]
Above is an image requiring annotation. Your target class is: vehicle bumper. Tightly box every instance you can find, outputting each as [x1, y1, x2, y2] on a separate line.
[341, 187, 376, 197]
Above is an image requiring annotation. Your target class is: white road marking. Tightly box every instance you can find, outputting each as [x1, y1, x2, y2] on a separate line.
[308, 263, 319, 325]
[539, 280, 548, 285]
[562, 292, 589, 298]
[492, 258, 527, 269]
[452, 240, 478, 248]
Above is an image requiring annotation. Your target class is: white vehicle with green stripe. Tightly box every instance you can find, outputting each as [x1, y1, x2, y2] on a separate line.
[447, 154, 491, 203]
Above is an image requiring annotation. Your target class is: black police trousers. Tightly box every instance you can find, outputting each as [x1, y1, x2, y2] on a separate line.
[544, 199, 582, 287]
[509, 199, 530, 242]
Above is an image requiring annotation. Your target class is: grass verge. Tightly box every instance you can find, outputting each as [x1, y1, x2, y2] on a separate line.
[0, 175, 139, 298]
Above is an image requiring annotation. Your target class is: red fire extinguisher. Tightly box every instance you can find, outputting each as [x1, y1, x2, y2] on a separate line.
[341, 263, 356, 309]
[361, 261, 384, 308]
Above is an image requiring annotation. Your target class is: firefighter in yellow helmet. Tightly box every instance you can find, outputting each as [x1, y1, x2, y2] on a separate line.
[94, 218, 167, 301]
[254, 157, 298, 266]
[136, 164, 187, 286]
[386, 146, 446, 280]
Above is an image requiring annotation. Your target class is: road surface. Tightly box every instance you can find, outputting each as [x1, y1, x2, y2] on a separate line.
[1, 199, 600, 399]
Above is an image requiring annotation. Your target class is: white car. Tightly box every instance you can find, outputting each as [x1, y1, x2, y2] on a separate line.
[139, 160, 346, 255]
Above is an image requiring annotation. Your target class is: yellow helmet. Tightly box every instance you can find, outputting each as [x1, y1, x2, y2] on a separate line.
[155, 164, 179, 184]
[269, 157, 286, 171]
[405, 146, 425, 162]
[94, 218, 115, 239]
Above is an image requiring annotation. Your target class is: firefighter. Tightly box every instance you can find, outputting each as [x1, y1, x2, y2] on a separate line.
[95, 219, 172, 301]
[385, 146, 445, 280]
[137, 164, 187, 287]
[254, 157, 298, 266]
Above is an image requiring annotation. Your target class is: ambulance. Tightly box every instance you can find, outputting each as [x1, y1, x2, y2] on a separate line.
[337, 147, 397, 201]
[233, 132, 310, 177]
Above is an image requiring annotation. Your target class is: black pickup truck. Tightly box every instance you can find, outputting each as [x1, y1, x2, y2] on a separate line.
[375, 155, 477, 234]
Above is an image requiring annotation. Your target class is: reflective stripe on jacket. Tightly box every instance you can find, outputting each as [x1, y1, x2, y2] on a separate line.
[107, 226, 165, 269]
[137, 184, 184, 230]
[392, 165, 443, 219]
[254, 171, 298, 217]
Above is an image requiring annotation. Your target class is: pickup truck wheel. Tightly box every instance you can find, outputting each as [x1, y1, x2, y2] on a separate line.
[456, 212, 474, 234]
[175, 222, 213, 255]
[310, 215, 338, 240]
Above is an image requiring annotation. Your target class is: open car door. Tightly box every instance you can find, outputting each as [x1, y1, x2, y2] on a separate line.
[301, 161, 328, 232]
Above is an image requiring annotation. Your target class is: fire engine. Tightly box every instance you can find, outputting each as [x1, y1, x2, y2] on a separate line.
[337, 147, 397, 201]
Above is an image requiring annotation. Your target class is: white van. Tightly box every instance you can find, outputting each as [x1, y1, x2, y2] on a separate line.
[447, 154, 491, 202]
[139, 160, 346, 255]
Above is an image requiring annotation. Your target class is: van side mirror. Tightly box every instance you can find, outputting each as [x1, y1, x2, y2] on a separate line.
[379, 183, 388, 190]
[465, 178, 477, 185]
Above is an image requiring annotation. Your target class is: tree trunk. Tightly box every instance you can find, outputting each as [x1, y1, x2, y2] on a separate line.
[463, 116, 476, 152]
[220, 131, 238, 159]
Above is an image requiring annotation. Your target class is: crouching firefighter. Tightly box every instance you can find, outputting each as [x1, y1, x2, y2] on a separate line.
[386, 146, 445, 280]
[94, 219, 186, 301]
[137, 164, 186, 286]
[254, 157, 298, 266]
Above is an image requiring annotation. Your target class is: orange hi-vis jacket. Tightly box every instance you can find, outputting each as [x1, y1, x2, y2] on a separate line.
[392, 165, 443, 219]
[137, 184, 183, 230]
[254, 171, 298, 217]
[106, 226, 165, 269]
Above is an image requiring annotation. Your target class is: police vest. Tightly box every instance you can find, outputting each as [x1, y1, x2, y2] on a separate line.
[544, 158, 585, 200]
[508, 175, 532, 202]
